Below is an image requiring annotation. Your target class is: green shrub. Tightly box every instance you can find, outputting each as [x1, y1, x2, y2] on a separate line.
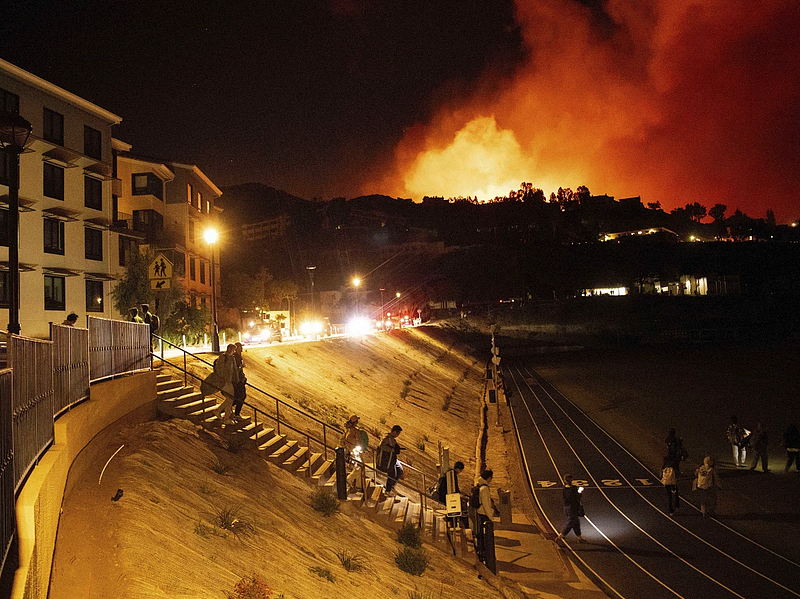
[335, 548, 367, 572]
[309, 566, 336, 582]
[225, 574, 272, 599]
[310, 489, 339, 516]
[395, 546, 429, 576]
[211, 505, 255, 539]
[396, 522, 422, 548]
[210, 456, 230, 475]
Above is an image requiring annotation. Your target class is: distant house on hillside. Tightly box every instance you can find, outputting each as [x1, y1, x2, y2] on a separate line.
[600, 227, 679, 242]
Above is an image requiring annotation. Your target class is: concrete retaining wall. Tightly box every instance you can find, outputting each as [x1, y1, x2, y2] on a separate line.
[11, 371, 157, 599]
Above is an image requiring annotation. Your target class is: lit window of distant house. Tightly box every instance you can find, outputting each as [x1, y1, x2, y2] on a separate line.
[43, 218, 65, 255]
[187, 183, 194, 207]
[44, 275, 66, 311]
[204, 198, 210, 214]
[132, 172, 164, 200]
[200, 261, 206, 284]
[190, 257, 196, 281]
[84, 125, 102, 160]
[0, 87, 20, 114]
[85, 227, 103, 261]
[86, 279, 104, 312]
[197, 191, 203, 212]
[44, 163, 65, 200]
[84, 176, 102, 210]
[43, 108, 64, 146]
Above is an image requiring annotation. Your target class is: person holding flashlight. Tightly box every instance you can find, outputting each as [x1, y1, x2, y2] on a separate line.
[556, 474, 586, 543]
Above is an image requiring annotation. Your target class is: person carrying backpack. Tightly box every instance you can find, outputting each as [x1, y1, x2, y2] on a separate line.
[661, 457, 680, 516]
[141, 303, 160, 349]
[471, 469, 498, 562]
[377, 425, 403, 495]
[694, 456, 722, 517]
[666, 428, 688, 476]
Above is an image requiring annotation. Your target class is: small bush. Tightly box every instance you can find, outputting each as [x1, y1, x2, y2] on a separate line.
[395, 546, 429, 576]
[334, 548, 368, 572]
[198, 482, 214, 495]
[310, 489, 339, 516]
[210, 457, 230, 475]
[397, 522, 422, 548]
[416, 440, 426, 452]
[265, 356, 273, 366]
[212, 505, 255, 539]
[309, 566, 336, 582]
[338, 375, 346, 384]
[194, 521, 227, 539]
[226, 574, 273, 599]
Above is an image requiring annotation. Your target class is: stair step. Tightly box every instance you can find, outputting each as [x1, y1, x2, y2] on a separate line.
[253, 427, 276, 445]
[258, 434, 287, 455]
[376, 496, 394, 518]
[187, 405, 219, 424]
[423, 507, 435, 537]
[266, 440, 297, 463]
[434, 515, 448, 545]
[365, 482, 383, 510]
[281, 445, 309, 472]
[296, 452, 323, 476]
[160, 390, 202, 407]
[175, 397, 214, 415]
[405, 501, 421, 528]
[156, 374, 172, 383]
[390, 496, 409, 526]
[157, 379, 183, 392]
[311, 458, 335, 484]
[157, 386, 194, 401]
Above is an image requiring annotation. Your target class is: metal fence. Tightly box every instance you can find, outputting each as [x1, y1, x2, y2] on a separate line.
[10, 336, 54, 493]
[0, 369, 13, 578]
[51, 324, 90, 417]
[88, 317, 151, 382]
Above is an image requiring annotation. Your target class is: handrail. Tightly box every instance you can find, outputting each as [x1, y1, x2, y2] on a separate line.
[152, 334, 343, 435]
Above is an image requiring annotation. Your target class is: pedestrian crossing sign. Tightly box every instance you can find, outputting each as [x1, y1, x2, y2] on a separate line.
[149, 253, 173, 289]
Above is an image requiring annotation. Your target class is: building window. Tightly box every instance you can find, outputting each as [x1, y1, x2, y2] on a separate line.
[0, 209, 7, 247]
[197, 191, 203, 212]
[200, 260, 206, 284]
[85, 228, 103, 261]
[84, 176, 102, 210]
[119, 236, 137, 267]
[44, 162, 65, 200]
[201, 296, 207, 307]
[43, 218, 65, 255]
[189, 257, 196, 281]
[0, 271, 8, 307]
[132, 172, 164, 200]
[44, 274, 66, 311]
[0, 87, 20, 114]
[84, 125, 102, 160]
[187, 183, 194, 207]
[188, 221, 195, 243]
[86, 279, 104, 312]
[43, 108, 64, 146]
[204, 198, 210, 214]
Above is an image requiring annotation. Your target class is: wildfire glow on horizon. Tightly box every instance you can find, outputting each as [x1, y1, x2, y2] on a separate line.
[367, 0, 800, 221]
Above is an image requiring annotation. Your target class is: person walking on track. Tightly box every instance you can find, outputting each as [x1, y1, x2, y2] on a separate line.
[556, 474, 586, 543]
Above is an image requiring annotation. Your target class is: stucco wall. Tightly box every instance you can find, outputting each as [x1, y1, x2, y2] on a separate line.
[11, 371, 157, 599]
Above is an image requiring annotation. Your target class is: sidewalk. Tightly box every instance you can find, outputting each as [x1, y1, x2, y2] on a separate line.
[482, 399, 607, 599]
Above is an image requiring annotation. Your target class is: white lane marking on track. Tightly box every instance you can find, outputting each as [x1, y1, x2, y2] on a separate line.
[521, 364, 800, 598]
[530, 366, 800, 572]
[511, 365, 748, 599]
[506, 368, 628, 599]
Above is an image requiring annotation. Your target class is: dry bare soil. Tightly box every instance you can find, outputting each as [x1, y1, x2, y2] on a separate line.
[50, 326, 504, 599]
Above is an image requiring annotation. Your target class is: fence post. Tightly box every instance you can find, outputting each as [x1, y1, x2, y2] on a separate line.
[482, 519, 497, 574]
[335, 447, 347, 500]
[183, 351, 187, 387]
[254, 410, 259, 449]
[306, 434, 312, 477]
[276, 400, 281, 435]
[323, 424, 328, 460]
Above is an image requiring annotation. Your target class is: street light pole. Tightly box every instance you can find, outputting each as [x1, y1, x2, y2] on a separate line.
[306, 265, 316, 316]
[204, 228, 220, 352]
[353, 277, 361, 316]
[380, 287, 385, 330]
[0, 111, 33, 336]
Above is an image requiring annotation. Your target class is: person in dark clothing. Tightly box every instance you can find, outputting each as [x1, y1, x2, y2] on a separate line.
[665, 428, 687, 476]
[661, 456, 680, 515]
[749, 422, 769, 472]
[783, 423, 800, 472]
[378, 425, 403, 494]
[232, 342, 247, 418]
[556, 474, 585, 543]
[437, 461, 464, 501]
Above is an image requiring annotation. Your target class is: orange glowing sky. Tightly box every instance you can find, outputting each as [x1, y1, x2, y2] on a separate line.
[366, 0, 800, 222]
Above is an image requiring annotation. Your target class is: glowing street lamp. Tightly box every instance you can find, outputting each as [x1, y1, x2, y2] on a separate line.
[204, 227, 220, 352]
[0, 110, 33, 335]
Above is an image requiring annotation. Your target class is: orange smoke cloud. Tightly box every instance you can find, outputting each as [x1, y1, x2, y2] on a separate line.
[367, 0, 800, 221]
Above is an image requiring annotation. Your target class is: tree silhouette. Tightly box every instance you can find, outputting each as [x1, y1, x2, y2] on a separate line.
[709, 203, 727, 222]
[647, 201, 662, 211]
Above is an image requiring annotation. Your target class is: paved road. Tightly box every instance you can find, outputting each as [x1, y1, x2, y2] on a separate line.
[505, 361, 800, 599]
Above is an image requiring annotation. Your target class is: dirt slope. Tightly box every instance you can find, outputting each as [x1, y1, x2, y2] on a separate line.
[50, 326, 500, 599]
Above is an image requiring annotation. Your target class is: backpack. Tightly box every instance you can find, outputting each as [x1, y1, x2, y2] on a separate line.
[469, 484, 487, 509]
[696, 468, 713, 490]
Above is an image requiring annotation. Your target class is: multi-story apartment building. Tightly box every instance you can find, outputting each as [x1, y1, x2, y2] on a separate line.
[113, 149, 221, 312]
[1, 59, 121, 338]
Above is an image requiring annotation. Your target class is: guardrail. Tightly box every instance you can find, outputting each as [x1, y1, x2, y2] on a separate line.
[1, 368, 14, 577]
[88, 317, 151, 382]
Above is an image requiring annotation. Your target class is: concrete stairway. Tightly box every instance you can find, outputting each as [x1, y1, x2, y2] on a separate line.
[155, 373, 473, 554]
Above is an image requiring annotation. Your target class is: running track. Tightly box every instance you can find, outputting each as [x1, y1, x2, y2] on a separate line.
[505, 361, 800, 599]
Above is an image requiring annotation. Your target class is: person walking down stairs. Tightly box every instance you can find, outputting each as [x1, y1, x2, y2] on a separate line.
[201, 344, 239, 427]
[378, 425, 404, 495]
